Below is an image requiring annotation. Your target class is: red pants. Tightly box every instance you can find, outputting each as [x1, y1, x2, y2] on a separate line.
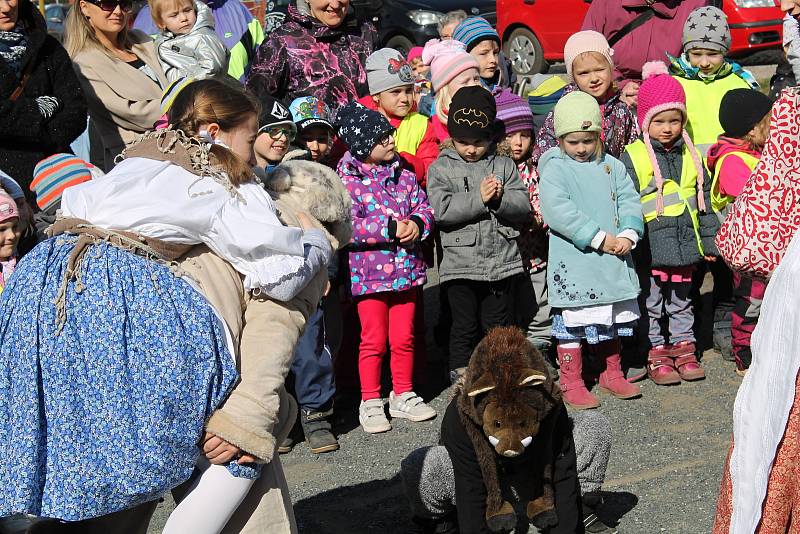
[356, 290, 417, 401]
[731, 271, 767, 370]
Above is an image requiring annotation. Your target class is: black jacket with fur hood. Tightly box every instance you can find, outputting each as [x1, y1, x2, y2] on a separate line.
[0, 0, 87, 202]
[441, 399, 583, 534]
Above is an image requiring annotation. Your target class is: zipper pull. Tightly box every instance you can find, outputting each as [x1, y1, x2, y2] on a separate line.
[463, 177, 470, 192]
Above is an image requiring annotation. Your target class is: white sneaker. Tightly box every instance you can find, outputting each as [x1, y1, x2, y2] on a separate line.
[359, 398, 391, 434]
[389, 391, 437, 422]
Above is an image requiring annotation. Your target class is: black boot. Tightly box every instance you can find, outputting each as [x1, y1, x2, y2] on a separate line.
[408, 512, 459, 534]
[300, 408, 339, 454]
[582, 492, 618, 534]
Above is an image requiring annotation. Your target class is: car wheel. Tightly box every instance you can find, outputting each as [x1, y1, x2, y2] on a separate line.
[385, 34, 415, 58]
[505, 27, 546, 76]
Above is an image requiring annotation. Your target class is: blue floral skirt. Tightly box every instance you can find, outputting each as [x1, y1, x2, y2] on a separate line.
[551, 314, 636, 345]
[0, 236, 238, 521]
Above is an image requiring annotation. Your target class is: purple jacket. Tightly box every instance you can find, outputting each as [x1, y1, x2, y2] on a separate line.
[246, 5, 377, 120]
[582, 0, 709, 81]
[338, 153, 434, 297]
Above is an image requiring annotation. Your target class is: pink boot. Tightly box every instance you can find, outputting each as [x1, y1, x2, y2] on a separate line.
[647, 345, 681, 385]
[556, 345, 600, 410]
[597, 340, 642, 399]
[672, 341, 706, 381]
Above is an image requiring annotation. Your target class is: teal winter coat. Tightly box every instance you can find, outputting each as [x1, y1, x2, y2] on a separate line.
[539, 148, 643, 309]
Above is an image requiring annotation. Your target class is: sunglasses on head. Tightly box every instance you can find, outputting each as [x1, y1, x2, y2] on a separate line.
[86, 0, 133, 12]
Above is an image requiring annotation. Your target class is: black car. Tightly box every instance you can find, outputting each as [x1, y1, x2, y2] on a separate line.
[265, 0, 495, 57]
[354, 0, 496, 56]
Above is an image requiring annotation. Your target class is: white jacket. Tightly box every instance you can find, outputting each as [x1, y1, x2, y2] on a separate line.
[61, 156, 331, 292]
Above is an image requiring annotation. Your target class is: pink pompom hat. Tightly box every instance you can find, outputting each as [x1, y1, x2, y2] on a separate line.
[637, 61, 706, 216]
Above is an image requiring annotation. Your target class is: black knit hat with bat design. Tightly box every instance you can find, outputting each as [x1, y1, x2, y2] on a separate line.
[448, 86, 497, 141]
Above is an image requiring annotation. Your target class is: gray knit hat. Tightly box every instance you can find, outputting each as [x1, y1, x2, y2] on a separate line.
[682, 6, 731, 54]
[366, 48, 415, 96]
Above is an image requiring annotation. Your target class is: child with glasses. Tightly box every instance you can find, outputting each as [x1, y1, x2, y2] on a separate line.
[148, 0, 228, 83]
[254, 96, 297, 172]
[335, 102, 436, 434]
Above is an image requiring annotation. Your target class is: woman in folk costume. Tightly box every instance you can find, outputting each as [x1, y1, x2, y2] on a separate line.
[0, 78, 332, 526]
[712, 85, 800, 533]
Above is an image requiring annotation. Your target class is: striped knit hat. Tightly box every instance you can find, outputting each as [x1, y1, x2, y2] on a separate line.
[452, 16, 500, 52]
[495, 89, 534, 135]
[31, 154, 98, 212]
[160, 77, 196, 116]
[422, 38, 479, 92]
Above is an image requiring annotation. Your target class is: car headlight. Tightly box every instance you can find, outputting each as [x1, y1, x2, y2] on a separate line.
[407, 9, 444, 26]
[733, 0, 777, 7]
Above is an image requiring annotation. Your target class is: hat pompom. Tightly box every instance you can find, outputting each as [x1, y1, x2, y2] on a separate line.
[421, 38, 466, 66]
[642, 61, 669, 81]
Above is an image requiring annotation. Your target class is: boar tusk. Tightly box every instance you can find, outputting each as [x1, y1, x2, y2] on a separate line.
[488, 435, 500, 446]
[521, 436, 533, 448]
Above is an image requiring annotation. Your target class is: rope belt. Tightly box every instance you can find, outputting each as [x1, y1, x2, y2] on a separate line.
[48, 218, 194, 334]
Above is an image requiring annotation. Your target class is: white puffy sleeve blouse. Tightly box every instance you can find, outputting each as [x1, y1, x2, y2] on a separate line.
[61, 157, 313, 290]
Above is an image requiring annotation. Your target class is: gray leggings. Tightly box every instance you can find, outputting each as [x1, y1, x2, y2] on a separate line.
[643, 276, 694, 346]
[400, 410, 612, 519]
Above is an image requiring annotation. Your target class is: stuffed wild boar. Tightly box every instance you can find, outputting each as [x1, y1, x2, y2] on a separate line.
[457, 326, 563, 532]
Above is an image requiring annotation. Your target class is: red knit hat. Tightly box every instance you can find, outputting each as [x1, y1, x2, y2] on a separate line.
[637, 61, 706, 216]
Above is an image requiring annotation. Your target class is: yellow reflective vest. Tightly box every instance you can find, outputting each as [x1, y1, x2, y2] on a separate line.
[710, 150, 759, 215]
[393, 112, 429, 156]
[676, 74, 751, 156]
[625, 140, 705, 253]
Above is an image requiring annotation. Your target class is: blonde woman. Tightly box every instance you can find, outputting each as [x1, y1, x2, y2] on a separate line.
[65, 0, 167, 170]
[421, 38, 481, 143]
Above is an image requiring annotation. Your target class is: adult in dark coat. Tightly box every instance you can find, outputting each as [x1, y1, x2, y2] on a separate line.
[0, 0, 87, 202]
[245, 0, 377, 120]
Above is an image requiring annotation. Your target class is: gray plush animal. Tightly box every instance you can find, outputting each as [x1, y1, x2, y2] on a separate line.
[258, 158, 353, 250]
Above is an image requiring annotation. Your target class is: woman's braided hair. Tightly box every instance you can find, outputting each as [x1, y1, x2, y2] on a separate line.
[168, 78, 261, 186]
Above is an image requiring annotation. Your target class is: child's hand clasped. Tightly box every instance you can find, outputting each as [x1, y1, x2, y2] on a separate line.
[395, 220, 420, 245]
[480, 175, 503, 205]
[614, 237, 634, 256]
[601, 235, 633, 256]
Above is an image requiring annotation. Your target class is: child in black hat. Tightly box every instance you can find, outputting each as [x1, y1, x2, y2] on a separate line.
[335, 102, 437, 435]
[706, 88, 773, 376]
[426, 86, 532, 382]
[254, 96, 297, 172]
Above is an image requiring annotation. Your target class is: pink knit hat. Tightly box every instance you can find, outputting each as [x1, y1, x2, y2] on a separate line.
[495, 89, 534, 135]
[407, 46, 424, 63]
[422, 39, 479, 92]
[564, 30, 614, 80]
[0, 191, 19, 225]
[637, 61, 706, 216]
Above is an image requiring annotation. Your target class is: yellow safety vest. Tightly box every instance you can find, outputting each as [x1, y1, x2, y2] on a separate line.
[710, 150, 759, 215]
[676, 74, 751, 156]
[625, 140, 705, 254]
[393, 112, 429, 156]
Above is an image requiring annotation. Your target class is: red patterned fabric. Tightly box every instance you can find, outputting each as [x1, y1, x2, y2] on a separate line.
[713, 374, 800, 533]
[716, 89, 800, 280]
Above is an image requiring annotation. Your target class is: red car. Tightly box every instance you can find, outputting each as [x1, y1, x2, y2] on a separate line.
[497, 0, 783, 76]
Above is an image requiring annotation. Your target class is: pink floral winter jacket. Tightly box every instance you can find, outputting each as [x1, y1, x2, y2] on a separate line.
[337, 152, 434, 297]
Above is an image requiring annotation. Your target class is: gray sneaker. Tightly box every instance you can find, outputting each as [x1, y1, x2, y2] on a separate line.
[359, 398, 391, 434]
[389, 391, 437, 422]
